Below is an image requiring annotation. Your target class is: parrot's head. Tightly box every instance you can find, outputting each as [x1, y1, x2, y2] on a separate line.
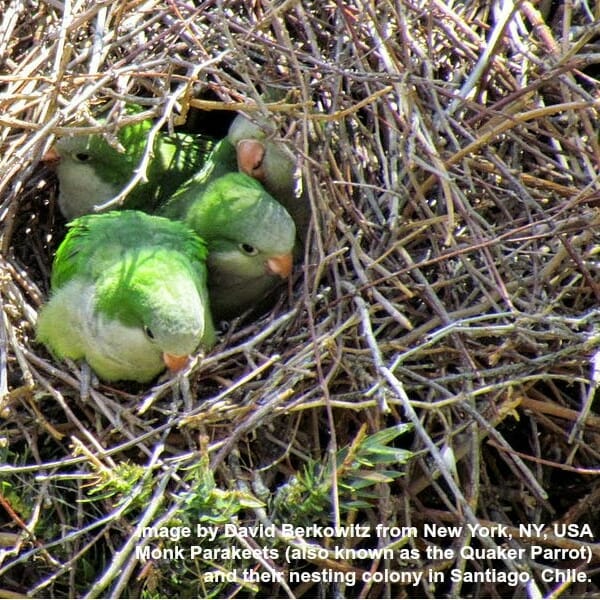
[228, 114, 298, 203]
[188, 172, 296, 286]
[44, 118, 153, 220]
[95, 245, 215, 375]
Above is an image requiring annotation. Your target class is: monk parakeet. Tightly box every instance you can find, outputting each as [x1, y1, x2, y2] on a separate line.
[160, 171, 296, 319]
[228, 113, 310, 240]
[37, 211, 216, 383]
[45, 111, 213, 220]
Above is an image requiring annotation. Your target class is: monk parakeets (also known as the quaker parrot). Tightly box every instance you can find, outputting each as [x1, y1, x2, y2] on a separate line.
[227, 113, 310, 241]
[37, 211, 216, 383]
[45, 110, 213, 220]
[160, 171, 296, 319]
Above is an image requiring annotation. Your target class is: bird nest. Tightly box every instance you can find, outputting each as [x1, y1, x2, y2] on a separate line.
[2, 1, 600, 598]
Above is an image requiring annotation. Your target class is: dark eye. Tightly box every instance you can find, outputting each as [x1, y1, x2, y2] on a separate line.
[144, 326, 155, 340]
[74, 152, 92, 162]
[239, 243, 258, 256]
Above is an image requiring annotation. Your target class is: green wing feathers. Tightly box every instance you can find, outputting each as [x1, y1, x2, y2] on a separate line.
[51, 211, 209, 288]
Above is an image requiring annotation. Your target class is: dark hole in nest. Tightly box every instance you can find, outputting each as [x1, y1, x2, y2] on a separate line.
[10, 167, 62, 294]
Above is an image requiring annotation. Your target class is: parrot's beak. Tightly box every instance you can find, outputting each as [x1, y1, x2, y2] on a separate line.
[236, 139, 266, 181]
[42, 146, 61, 167]
[163, 352, 190, 373]
[266, 253, 293, 279]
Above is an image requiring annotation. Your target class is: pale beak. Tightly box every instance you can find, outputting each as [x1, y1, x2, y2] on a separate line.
[42, 146, 61, 166]
[163, 352, 190, 373]
[266, 253, 293, 279]
[236, 139, 266, 180]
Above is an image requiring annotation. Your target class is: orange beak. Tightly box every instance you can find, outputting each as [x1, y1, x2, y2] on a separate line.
[162, 352, 190, 373]
[42, 146, 61, 167]
[236, 139, 266, 181]
[266, 253, 293, 279]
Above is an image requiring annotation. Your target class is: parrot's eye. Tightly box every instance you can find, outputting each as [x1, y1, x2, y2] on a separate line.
[143, 326, 155, 340]
[74, 152, 92, 162]
[239, 243, 258, 256]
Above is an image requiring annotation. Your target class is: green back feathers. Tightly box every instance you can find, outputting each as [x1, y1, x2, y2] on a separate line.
[52, 211, 209, 291]
[159, 138, 238, 220]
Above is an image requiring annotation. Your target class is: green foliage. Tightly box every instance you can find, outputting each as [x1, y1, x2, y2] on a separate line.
[130, 449, 267, 598]
[0, 478, 31, 521]
[0, 443, 30, 519]
[179, 448, 264, 526]
[273, 423, 413, 523]
[85, 460, 151, 508]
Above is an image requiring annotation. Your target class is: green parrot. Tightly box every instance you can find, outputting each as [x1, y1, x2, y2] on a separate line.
[45, 111, 214, 220]
[227, 113, 310, 241]
[160, 171, 296, 319]
[37, 211, 216, 383]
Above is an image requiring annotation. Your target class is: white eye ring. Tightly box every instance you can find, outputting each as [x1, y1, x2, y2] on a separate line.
[239, 243, 258, 256]
[143, 326, 155, 340]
